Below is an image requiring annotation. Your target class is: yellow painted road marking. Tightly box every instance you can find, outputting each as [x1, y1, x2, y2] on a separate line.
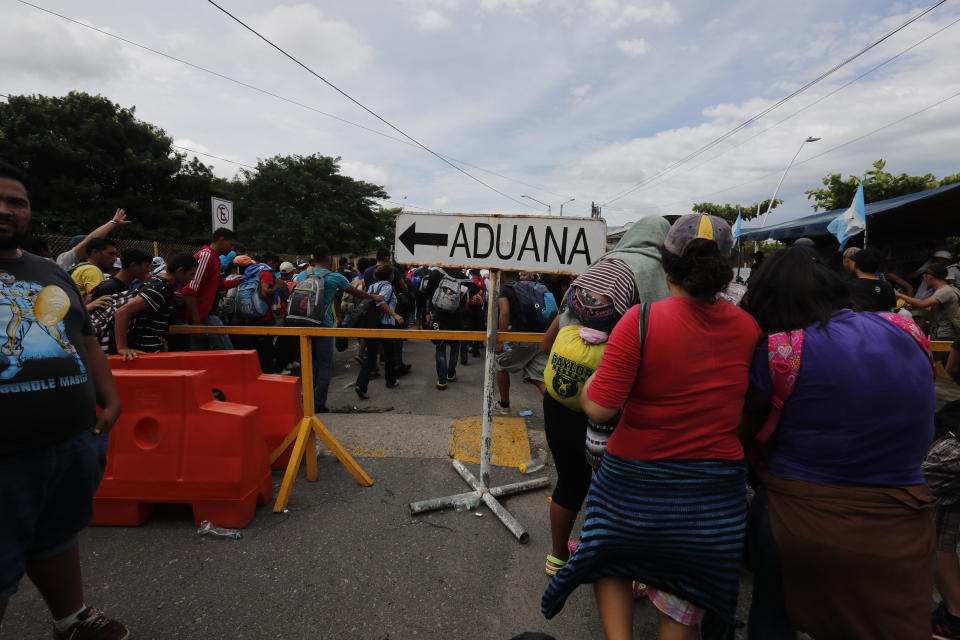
[449, 416, 532, 467]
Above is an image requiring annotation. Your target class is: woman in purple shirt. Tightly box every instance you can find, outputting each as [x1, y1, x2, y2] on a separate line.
[741, 246, 936, 640]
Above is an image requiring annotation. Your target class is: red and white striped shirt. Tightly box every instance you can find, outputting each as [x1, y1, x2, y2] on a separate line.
[181, 245, 238, 320]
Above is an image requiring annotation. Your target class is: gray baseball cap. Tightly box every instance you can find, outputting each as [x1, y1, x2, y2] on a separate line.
[664, 214, 734, 256]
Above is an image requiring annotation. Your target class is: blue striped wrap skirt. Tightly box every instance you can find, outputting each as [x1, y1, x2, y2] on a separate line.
[541, 453, 748, 624]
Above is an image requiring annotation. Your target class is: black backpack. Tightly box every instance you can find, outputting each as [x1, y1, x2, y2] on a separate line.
[343, 298, 381, 329]
[507, 281, 558, 331]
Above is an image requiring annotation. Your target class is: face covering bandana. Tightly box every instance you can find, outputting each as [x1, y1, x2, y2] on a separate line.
[567, 286, 620, 334]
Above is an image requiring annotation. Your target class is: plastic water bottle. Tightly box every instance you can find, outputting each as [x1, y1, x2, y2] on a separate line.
[454, 496, 481, 512]
[519, 449, 546, 474]
[197, 520, 242, 540]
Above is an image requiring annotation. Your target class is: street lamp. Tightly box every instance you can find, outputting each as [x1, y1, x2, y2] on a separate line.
[559, 198, 575, 216]
[759, 136, 822, 227]
[521, 195, 551, 215]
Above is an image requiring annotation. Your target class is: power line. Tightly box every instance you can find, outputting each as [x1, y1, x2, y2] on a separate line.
[380, 200, 444, 212]
[796, 87, 960, 167]
[173, 145, 257, 169]
[12, 0, 564, 201]
[619, 14, 960, 197]
[599, 0, 948, 206]
[649, 86, 960, 215]
[0, 94, 485, 215]
[203, 0, 536, 211]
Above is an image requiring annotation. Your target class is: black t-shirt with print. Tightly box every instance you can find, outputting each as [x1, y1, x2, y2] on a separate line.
[127, 277, 176, 353]
[0, 251, 97, 454]
[848, 277, 897, 312]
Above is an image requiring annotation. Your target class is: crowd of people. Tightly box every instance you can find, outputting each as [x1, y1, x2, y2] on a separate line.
[4, 155, 960, 640]
[533, 220, 960, 640]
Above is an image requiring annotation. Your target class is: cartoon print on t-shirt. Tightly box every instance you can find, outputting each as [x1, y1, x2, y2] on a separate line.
[0, 271, 86, 380]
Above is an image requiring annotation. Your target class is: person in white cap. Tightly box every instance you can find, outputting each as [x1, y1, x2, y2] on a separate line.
[150, 256, 166, 277]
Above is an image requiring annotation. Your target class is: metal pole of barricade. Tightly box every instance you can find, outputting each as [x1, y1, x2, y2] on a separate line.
[408, 269, 550, 543]
[167, 323, 548, 529]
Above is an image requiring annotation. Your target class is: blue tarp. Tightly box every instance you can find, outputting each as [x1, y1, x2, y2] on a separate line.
[738, 182, 960, 243]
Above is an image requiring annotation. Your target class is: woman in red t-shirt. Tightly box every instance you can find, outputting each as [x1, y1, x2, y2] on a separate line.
[542, 215, 761, 640]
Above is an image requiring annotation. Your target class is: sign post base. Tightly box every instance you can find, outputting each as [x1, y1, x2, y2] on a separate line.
[408, 460, 549, 543]
[407, 270, 550, 543]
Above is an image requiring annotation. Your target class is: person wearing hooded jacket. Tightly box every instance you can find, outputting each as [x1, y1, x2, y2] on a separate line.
[540, 216, 672, 579]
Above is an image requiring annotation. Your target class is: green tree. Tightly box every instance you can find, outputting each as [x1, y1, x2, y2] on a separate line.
[0, 92, 395, 253]
[235, 154, 391, 255]
[0, 92, 208, 239]
[804, 159, 955, 211]
[691, 198, 782, 225]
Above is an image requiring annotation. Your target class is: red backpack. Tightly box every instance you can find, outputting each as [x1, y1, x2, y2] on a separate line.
[467, 274, 486, 308]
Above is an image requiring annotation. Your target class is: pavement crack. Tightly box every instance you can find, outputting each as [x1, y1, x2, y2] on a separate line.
[417, 519, 456, 533]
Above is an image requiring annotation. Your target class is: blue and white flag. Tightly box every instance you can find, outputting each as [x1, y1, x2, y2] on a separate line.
[827, 183, 866, 250]
[733, 209, 743, 240]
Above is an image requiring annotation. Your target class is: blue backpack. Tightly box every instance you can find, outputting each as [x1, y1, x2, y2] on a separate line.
[235, 264, 271, 320]
[510, 281, 558, 331]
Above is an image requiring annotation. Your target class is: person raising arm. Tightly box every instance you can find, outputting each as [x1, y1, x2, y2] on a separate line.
[56, 208, 130, 272]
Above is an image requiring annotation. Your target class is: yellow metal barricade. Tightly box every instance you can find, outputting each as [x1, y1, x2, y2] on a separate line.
[169, 325, 544, 512]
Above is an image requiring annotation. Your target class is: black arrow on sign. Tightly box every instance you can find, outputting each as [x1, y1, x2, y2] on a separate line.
[398, 222, 448, 254]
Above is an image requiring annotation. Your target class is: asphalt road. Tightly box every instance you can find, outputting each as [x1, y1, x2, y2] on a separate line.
[1, 338, 754, 640]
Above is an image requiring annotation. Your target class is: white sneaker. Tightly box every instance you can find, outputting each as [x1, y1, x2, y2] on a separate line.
[494, 402, 512, 416]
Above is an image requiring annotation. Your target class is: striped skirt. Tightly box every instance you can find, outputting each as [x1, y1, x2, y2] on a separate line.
[541, 454, 748, 624]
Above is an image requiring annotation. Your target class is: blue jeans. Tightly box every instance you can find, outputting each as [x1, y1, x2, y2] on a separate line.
[311, 336, 335, 411]
[434, 340, 460, 382]
[190, 314, 234, 351]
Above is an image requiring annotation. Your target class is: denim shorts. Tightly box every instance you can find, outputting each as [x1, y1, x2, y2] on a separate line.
[0, 429, 108, 599]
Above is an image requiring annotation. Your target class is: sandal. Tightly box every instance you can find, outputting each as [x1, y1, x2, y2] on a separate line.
[545, 554, 567, 577]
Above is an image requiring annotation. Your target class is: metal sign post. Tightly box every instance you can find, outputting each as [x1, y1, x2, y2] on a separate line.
[403, 212, 607, 543]
[409, 270, 549, 542]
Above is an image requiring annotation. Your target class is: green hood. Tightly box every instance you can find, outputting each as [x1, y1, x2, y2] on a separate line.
[601, 216, 670, 305]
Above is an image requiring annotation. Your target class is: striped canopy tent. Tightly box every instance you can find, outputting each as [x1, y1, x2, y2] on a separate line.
[738, 182, 960, 245]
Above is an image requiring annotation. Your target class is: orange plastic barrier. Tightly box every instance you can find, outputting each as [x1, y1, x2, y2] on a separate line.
[109, 351, 302, 469]
[93, 369, 273, 528]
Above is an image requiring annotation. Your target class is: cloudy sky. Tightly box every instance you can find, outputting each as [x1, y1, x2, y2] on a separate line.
[1, 0, 958, 227]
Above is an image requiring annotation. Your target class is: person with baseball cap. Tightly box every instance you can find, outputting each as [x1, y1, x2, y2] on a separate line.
[913, 249, 954, 300]
[543, 214, 761, 639]
[897, 261, 960, 341]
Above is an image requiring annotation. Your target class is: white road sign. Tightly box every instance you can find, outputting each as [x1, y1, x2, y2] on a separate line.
[394, 213, 607, 274]
[211, 197, 234, 231]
